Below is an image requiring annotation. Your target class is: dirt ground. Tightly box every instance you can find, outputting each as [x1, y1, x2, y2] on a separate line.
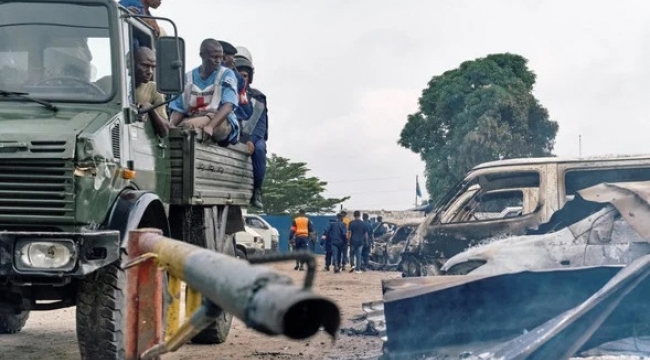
[0, 256, 401, 360]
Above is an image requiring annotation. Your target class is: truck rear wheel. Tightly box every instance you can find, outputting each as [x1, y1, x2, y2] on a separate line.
[0, 311, 29, 334]
[174, 205, 235, 345]
[190, 232, 235, 344]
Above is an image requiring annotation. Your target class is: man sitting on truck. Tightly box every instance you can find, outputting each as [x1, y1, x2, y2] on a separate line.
[133, 46, 169, 137]
[169, 39, 240, 146]
[119, 0, 163, 37]
[234, 48, 268, 209]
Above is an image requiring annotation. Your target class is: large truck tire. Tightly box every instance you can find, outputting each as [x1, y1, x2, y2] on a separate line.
[77, 198, 170, 360]
[76, 256, 170, 359]
[191, 231, 235, 344]
[0, 311, 29, 334]
[173, 205, 235, 345]
[76, 260, 126, 360]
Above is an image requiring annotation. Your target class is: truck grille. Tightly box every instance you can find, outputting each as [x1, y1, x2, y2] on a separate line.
[0, 159, 74, 224]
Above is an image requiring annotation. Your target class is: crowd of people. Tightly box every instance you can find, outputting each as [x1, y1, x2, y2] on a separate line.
[118, 0, 268, 208]
[289, 210, 387, 274]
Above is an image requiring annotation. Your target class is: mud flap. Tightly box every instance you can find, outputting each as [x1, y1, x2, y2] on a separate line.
[381, 258, 650, 359]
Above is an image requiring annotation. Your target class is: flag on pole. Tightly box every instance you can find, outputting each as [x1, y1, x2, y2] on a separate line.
[416, 175, 422, 198]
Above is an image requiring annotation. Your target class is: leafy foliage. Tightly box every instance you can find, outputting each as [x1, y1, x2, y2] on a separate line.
[399, 53, 559, 202]
[258, 154, 350, 215]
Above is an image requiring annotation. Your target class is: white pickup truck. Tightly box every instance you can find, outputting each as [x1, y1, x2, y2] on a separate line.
[234, 215, 280, 257]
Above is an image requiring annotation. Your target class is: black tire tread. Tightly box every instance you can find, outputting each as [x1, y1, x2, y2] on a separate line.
[0, 311, 29, 334]
[76, 260, 125, 360]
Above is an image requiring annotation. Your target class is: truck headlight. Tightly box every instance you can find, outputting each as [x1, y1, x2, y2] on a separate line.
[15, 239, 77, 271]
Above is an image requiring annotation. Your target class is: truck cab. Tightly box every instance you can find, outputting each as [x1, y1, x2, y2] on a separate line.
[0, 1, 252, 358]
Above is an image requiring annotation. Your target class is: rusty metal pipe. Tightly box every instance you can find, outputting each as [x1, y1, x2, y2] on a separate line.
[138, 232, 340, 339]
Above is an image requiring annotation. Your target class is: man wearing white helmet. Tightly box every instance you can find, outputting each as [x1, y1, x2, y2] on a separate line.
[234, 47, 268, 209]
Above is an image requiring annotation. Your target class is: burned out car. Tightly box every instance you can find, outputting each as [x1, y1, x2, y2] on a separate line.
[379, 181, 650, 359]
[443, 181, 650, 275]
[369, 220, 421, 269]
[399, 155, 650, 277]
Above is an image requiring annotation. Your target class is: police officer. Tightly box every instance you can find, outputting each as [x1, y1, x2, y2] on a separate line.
[289, 209, 313, 271]
[362, 213, 374, 271]
[234, 47, 268, 209]
[320, 218, 337, 271]
[326, 212, 348, 273]
[218, 41, 248, 105]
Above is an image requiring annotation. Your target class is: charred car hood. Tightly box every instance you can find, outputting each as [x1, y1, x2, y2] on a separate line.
[442, 181, 650, 275]
[0, 109, 109, 158]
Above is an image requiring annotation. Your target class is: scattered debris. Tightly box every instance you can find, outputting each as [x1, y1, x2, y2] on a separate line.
[339, 301, 386, 338]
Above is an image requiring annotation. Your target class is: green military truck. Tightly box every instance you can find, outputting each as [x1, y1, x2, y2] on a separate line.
[0, 0, 253, 358]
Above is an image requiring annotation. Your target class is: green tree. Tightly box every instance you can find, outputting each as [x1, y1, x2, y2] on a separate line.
[399, 53, 558, 202]
[257, 154, 350, 215]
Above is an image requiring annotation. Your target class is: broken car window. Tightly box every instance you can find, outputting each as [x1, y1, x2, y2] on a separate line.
[565, 167, 650, 196]
[441, 171, 540, 224]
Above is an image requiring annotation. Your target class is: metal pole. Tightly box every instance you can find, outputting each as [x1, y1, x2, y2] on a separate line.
[135, 231, 340, 339]
[579, 134, 582, 158]
[125, 229, 164, 360]
[414, 175, 417, 207]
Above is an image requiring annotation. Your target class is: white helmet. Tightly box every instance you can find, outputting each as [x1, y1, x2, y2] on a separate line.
[235, 46, 253, 63]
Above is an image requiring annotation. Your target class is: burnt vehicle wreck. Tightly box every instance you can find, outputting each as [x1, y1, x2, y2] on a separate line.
[376, 180, 650, 359]
[369, 220, 420, 270]
[442, 181, 650, 275]
[397, 155, 650, 277]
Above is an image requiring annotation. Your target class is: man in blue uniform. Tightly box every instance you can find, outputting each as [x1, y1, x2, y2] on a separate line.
[362, 213, 374, 271]
[320, 218, 337, 271]
[324, 213, 348, 273]
[218, 40, 248, 105]
[169, 39, 239, 146]
[234, 49, 268, 209]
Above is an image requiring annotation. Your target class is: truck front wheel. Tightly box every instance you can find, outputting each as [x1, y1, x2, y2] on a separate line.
[76, 198, 170, 360]
[0, 311, 29, 334]
[76, 260, 126, 360]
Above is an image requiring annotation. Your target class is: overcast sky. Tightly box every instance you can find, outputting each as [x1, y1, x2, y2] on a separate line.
[153, 0, 650, 211]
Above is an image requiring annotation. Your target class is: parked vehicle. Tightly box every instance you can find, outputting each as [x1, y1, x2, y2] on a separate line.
[399, 155, 650, 277]
[243, 214, 279, 252]
[443, 181, 650, 275]
[234, 226, 266, 258]
[369, 220, 420, 269]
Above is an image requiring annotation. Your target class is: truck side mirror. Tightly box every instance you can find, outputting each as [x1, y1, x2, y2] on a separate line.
[155, 36, 185, 94]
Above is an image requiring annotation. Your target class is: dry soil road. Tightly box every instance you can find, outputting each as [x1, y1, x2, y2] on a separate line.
[0, 257, 400, 360]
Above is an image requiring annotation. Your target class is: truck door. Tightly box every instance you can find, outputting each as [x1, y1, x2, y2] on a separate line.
[121, 17, 170, 200]
[421, 170, 544, 262]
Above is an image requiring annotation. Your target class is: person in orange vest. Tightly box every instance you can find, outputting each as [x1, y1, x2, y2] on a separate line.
[289, 209, 314, 271]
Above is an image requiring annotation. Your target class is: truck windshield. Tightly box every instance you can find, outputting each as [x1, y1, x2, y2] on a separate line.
[0, 2, 112, 103]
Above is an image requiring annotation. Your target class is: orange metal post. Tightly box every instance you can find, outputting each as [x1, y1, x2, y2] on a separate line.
[125, 228, 164, 360]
